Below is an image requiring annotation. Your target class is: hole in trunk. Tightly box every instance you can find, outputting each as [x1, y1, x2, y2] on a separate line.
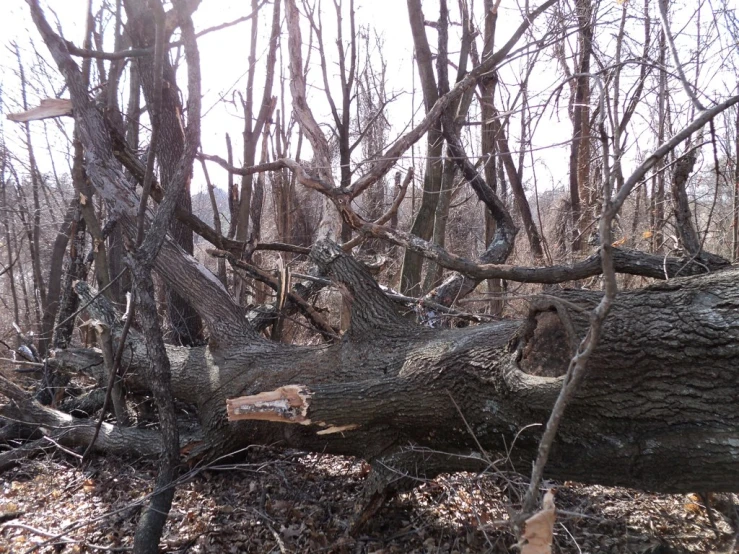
[519, 311, 570, 377]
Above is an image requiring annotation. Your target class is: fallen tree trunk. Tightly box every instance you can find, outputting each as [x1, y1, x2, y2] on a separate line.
[15, 0, 739, 510]
[48, 241, 739, 494]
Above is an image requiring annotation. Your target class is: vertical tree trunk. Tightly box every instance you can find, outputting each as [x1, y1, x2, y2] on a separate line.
[125, 0, 203, 346]
[272, 114, 292, 249]
[15, 45, 48, 338]
[490, 116, 543, 258]
[53, 208, 88, 349]
[400, 0, 444, 295]
[233, 0, 281, 305]
[72, 133, 113, 296]
[199, 158, 227, 286]
[250, 106, 275, 305]
[225, 133, 237, 240]
[39, 200, 76, 355]
[480, 0, 502, 314]
[0, 163, 20, 325]
[424, 157, 455, 291]
[109, 44, 138, 306]
[569, 0, 594, 251]
[129, 260, 180, 554]
[390, 171, 400, 230]
[422, 0, 453, 292]
[486, 20, 513, 303]
[670, 152, 701, 255]
[652, 25, 668, 252]
[733, 103, 739, 261]
[357, 30, 391, 251]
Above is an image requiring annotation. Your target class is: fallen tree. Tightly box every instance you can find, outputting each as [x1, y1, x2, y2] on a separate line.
[38, 241, 737, 495]
[3, 1, 739, 544]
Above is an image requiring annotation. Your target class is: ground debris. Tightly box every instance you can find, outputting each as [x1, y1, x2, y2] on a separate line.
[0, 450, 736, 553]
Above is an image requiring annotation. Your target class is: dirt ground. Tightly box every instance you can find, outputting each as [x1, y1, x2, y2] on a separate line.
[1, 446, 737, 553]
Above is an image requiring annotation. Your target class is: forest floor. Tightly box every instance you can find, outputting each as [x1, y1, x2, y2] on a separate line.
[1, 444, 737, 553]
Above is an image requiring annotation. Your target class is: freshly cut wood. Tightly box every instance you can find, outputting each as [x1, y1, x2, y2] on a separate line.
[227, 386, 312, 424]
[15, 0, 739, 508]
[7, 98, 72, 122]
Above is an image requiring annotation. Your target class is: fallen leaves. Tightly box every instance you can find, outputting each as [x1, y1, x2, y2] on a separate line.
[82, 478, 96, 494]
[0, 456, 735, 552]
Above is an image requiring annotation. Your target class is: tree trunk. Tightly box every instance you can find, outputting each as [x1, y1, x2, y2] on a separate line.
[233, 0, 281, 306]
[670, 152, 701, 255]
[734, 103, 739, 261]
[50, 243, 739, 494]
[479, 0, 503, 315]
[489, 114, 544, 259]
[652, 24, 668, 253]
[568, 0, 595, 251]
[53, 207, 88, 349]
[423, 158, 455, 291]
[400, 0, 444, 296]
[0, 161, 21, 326]
[22, 0, 739, 514]
[125, 0, 203, 346]
[39, 199, 76, 355]
[15, 45, 48, 332]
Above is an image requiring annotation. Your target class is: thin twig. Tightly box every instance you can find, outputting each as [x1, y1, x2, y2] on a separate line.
[65, 2, 267, 61]
[656, 0, 705, 111]
[0, 357, 44, 367]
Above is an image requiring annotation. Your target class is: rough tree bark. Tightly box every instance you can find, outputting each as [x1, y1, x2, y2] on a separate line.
[46, 244, 739, 496]
[565, 0, 595, 251]
[400, 0, 445, 295]
[124, 0, 204, 346]
[13, 1, 739, 536]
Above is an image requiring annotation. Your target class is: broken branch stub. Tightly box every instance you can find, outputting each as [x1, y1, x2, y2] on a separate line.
[226, 385, 312, 424]
[7, 98, 73, 122]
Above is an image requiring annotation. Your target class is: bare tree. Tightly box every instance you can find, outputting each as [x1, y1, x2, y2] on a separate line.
[399, 0, 447, 295]
[4, 0, 739, 548]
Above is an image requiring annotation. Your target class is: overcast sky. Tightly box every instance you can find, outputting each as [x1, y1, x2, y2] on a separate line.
[1, 0, 735, 202]
[0, 1, 421, 195]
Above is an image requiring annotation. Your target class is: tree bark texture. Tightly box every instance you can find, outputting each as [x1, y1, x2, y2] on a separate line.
[52, 245, 739, 494]
[568, 0, 594, 251]
[400, 0, 444, 296]
[124, 0, 203, 346]
[21, 0, 739, 505]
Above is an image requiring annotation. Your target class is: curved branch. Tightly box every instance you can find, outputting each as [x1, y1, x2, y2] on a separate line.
[349, 217, 729, 282]
[285, 0, 334, 186]
[342, 168, 412, 250]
